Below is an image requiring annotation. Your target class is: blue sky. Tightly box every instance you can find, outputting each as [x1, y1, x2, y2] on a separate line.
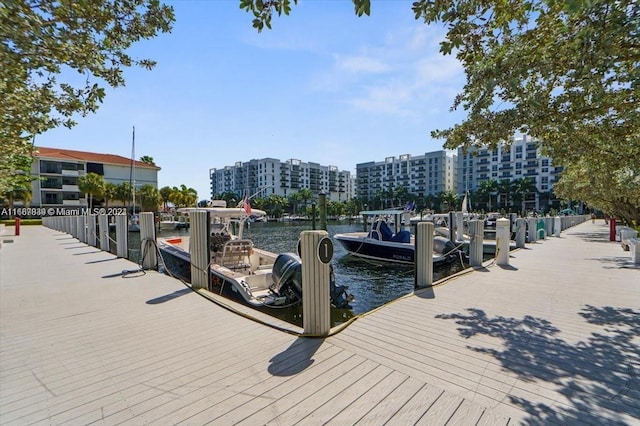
[35, 0, 466, 201]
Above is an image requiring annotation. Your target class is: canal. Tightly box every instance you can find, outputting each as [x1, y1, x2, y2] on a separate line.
[118, 221, 472, 326]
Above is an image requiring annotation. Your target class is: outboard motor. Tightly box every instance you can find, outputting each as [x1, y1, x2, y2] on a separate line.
[433, 235, 460, 257]
[271, 253, 303, 301]
[271, 253, 354, 308]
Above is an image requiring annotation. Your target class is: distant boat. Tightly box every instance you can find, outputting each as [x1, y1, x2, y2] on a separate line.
[334, 210, 463, 265]
[158, 213, 180, 231]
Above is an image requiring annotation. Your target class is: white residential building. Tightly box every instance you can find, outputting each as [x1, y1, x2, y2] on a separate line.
[456, 135, 563, 212]
[30, 147, 159, 208]
[209, 158, 353, 202]
[355, 150, 457, 200]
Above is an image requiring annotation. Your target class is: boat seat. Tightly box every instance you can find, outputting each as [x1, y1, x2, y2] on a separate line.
[390, 230, 411, 243]
[378, 221, 394, 241]
[220, 239, 253, 271]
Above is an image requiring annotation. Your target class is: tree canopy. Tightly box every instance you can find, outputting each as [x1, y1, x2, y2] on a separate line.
[0, 0, 175, 195]
[240, 0, 639, 224]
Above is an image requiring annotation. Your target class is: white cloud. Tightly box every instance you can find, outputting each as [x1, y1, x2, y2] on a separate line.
[311, 25, 464, 116]
[335, 55, 390, 74]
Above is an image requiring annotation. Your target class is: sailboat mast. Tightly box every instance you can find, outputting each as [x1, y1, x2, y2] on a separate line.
[130, 126, 136, 213]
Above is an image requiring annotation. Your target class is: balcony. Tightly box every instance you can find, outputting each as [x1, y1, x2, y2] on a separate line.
[62, 199, 87, 206]
[62, 185, 79, 192]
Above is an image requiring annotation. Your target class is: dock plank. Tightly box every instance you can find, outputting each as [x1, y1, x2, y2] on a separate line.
[2, 221, 639, 425]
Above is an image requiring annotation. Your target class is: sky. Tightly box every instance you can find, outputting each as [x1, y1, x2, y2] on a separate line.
[34, 0, 467, 201]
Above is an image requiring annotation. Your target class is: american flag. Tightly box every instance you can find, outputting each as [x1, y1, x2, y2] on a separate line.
[243, 196, 251, 215]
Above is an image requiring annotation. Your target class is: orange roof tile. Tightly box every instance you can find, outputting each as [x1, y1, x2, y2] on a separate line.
[34, 147, 160, 170]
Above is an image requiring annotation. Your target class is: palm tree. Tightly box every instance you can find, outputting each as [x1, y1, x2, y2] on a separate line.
[478, 179, 499, 211]
[115, 182, 133, 209]
[511, 177, 538, 215]
[393, 186, 410, 208]
[103, 182, 117, 209]
[439, 190, 459, 212]
[297, 188, 314, 215]
[139, 155, 155, 166]
[497, 179, 513, 211]
[159, 186, 172, 211]
[78, 172, 105, 210]
[179, 185, 197, 207]
[169, 185, 197, 208]
[137, 184, 161, 212]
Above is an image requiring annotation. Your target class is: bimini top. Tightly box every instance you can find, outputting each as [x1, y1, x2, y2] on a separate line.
[176, 207, 267, 218]
[359, 209, 409, 216]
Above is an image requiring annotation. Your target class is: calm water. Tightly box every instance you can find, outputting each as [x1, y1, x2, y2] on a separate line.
[119, 221, 471, 325]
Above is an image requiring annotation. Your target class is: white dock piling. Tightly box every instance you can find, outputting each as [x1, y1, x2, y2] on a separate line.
[139, 213, 157, 270]
[70, 216, 78, 239]
[416, 222, 434, 287]
[496, 218, 510, 266]
[515, 218, 526, 248]
[77, 215, 86, 243]
[301, 230, 331, 336]
[87, 215, 96, 247]
[455, 212, 464, 242]
[528, 217, 537, 242]
[189, 210, 210, 289]
[554, 216, 562, 237]
[631, 239, 640, 265]
[98, 214, 109, 252]
[544, 217, 553, 239]
[115, 214, 128, 258]
[468, 220, 484, 267]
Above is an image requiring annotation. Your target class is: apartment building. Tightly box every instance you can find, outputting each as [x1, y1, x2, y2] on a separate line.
[209, 158, 354, 202]
[30, 147, 159, 208]
[456, 135, 562, 212]
[355, 150, 457, 200]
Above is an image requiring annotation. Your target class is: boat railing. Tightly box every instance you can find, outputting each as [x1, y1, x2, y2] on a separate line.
[219, 239, 253, 272]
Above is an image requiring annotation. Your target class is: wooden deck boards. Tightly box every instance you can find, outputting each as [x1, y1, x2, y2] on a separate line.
[1, 222, 638, 425]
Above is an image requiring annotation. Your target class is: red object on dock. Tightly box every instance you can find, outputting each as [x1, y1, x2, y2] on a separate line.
[609, 218, 616, 241]
[15, 217, 20, 236]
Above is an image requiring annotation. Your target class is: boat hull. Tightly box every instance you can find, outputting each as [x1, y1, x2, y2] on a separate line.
[334, 234, 457, 266]
[157, 242, 284, 307]
[335, 235, 414, 264]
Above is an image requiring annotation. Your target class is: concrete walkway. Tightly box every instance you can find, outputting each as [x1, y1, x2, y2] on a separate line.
[1, 222, 638, 425]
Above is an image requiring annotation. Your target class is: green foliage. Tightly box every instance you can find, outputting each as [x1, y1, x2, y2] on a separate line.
[168, 185, 197, 208]
[78, 172, 105, 209]
[239, 0, 370, 31]
[139, 155, 156, 165]
[137, 184, 161, 211]
[242, 0, 639, 221]
[411, 0, 639, 220]
[0, 0, 175, 194]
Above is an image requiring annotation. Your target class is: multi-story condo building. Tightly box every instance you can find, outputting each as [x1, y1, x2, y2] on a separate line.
[209, 158, 353, 202]
[456, 135, 562, 212]
[29, 147, 159, 209]
[356, 150, 457, 201]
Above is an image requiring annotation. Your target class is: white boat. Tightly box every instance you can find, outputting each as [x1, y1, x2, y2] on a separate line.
[158, 213, 180, 231]
[334, 210, 463, 265]
[128, 213, 140, 232]
[157, 202, 352, 309]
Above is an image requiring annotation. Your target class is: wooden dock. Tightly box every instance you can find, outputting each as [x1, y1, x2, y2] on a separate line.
[1, 222, 638, 425]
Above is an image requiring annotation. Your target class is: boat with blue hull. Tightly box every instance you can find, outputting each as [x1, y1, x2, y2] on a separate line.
[334, 210, 463, 265]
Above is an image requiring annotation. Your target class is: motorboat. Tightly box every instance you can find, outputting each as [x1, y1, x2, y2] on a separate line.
[158, 213, 180, 231]
[157, 202, 352, 309]
[333, 210, 463, 265]
[128, 214, 140, 232]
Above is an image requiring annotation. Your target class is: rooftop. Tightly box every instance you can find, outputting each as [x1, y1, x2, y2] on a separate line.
[34, 146, 160, 170]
